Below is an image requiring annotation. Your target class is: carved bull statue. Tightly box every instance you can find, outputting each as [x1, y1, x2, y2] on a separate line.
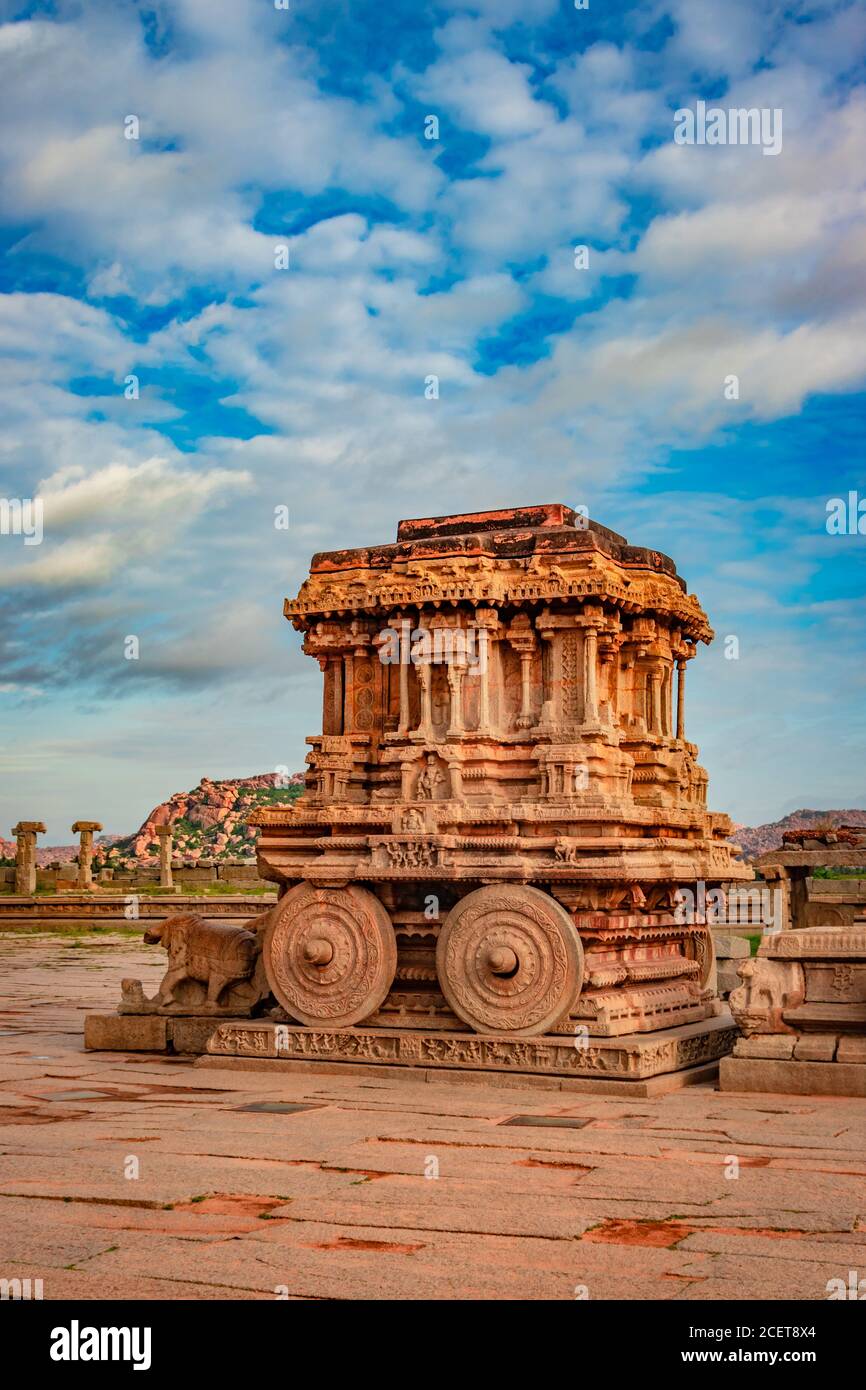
[143, 913, 258, 1008]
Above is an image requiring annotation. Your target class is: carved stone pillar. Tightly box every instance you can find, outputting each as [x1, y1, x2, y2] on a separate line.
[342, 651, 355, 732]
[676, 658, 686, 741]
[416, 662, 433, 739]
[448, 759, 463, 800]
[472, 609, 497, 735]
[401, 761, 415, 800]
[155, 824, 173, 889]
[72, 820, 102, 889]
[583, 627, 599, 725]
[505, 615, 536, 732]
[447, 665, 465, 735]
[664, 663, 674, 736]
[516, 651, 533, 729]
[648, 670, 662, 734]
[398, 619, 411, 735]
[320, 656, 344, 735]
[12, 821, 45, 895]
[478, 640, 492, 733]
[332, 656, 343, 734]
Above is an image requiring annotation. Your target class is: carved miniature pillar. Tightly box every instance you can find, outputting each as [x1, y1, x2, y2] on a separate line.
[398, 619, 411, 735]
[416, 662, 433, 739]
[72, 820, 102, 889]
[12, 821, 45, 895]
[676, 658, 686, 741]
[155, 824, 173, 889]
[584, 628, 599, 725]
[447, 665, 465, 735]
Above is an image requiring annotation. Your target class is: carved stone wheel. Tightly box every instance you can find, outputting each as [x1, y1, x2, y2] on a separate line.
[436, 885, 584, 1036]
[263, 883, 397, 1028]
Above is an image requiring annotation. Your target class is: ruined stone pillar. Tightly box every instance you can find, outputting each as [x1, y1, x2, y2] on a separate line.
[155, 824, 173, 889]
[676, 658, 686, 740]
[72, 820, 102, 889]
[12, 821, 45, 895]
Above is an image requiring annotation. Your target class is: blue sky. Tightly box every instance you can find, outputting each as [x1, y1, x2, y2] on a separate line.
[1, 0, 865, 840]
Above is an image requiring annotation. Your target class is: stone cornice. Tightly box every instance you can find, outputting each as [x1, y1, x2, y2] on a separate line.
[285, 552, 712, 643]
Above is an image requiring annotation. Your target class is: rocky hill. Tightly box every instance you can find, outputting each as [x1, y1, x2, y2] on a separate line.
[730, 809, 866, 860]
[93, 773, 305, 870]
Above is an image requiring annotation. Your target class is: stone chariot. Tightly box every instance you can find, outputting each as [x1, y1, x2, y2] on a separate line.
[227, 504, 750, 1083]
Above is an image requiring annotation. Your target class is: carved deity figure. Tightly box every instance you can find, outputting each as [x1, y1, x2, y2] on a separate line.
[417, 754, 447, 801]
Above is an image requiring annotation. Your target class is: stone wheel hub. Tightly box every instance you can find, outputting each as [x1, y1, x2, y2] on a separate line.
[436, 884, 584, 1035]
[264, 883, 397, 1027]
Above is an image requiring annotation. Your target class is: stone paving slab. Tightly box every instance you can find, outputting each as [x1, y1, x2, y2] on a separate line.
[1, 934, 865, 1300]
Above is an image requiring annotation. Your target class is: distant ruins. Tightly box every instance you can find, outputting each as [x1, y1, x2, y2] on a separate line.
[722, 825, 866, 1095]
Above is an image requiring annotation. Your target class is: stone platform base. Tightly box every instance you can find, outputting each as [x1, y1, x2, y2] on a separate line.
[719, 1055, 866, 1097]
[197, 1051, 722, 1096]
[202, 1015, 736, 1086]
[84, 1010, 736, 1092]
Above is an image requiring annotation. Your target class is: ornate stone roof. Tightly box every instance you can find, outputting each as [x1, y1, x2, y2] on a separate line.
[285, 504, 712, 642]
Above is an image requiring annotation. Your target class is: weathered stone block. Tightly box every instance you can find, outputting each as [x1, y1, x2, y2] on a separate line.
[793, 1033, 837, 1062]
[733, 1034, 796, 1060]
[713, 933, 751, 959]
[720, 1056, 866, 1097]
[84, 1014, 168, 1051]
[169, 1017, 220, 1054]
[836, 1035, 866, 1064]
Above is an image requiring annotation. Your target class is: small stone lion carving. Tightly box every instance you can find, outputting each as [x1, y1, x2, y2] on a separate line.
[729, 956, 805, 1035]
[144, 914, 258, 1008]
